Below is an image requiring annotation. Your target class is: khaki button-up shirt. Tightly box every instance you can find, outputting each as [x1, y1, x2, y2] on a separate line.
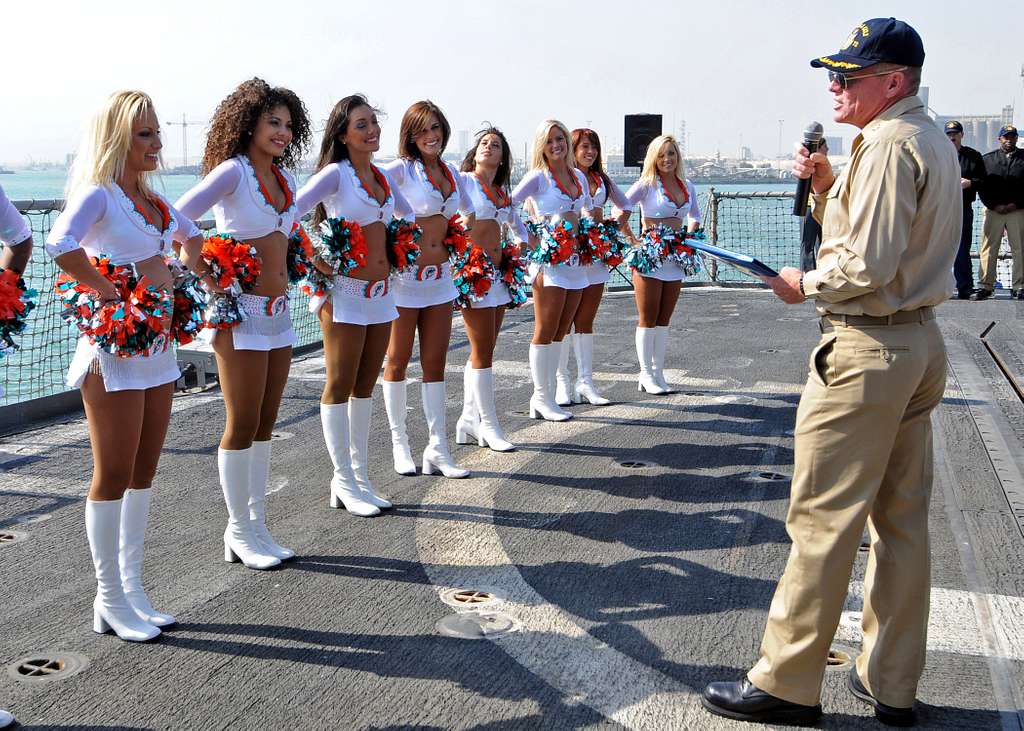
[803, 95, 961, 316]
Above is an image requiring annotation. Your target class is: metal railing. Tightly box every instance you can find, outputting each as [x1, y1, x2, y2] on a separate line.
[4, 191, 1005, 407]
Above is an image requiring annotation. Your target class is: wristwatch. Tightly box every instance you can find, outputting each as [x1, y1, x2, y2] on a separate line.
[798, 274, 806, 298]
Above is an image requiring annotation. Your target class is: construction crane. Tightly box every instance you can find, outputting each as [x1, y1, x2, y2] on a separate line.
[165, 114, 205, 169]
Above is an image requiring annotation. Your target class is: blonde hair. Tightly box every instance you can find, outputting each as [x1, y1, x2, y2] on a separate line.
[530, 119, 574, 172]
[639, 134, 686, 187]
[66, 90, 161, 199]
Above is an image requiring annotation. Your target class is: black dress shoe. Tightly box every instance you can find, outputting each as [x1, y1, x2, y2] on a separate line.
[847, 668, 915, 727]
[1016, 290, 1024, 300]
[702, 679, 822, 725]
[955, 289, 972, 300]
[970, 288, 993, 301]
[1012, 289, 1019, 298]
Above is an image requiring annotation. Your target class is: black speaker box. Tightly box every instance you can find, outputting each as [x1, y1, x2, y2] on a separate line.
[624, 114, 663, 168]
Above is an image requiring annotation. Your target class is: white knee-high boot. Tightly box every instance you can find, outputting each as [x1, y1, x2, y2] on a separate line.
[382, 380, 417, 475]
[555, 334, 574, 406]
[652, 325, 675, 392]
[573, 332, 610, 405]
[455, 360, 478, 445]
[421, 381, 469, 478]
[119, 488, 176, 627]
[248, 440, 295, 560]
[320, 403, 380, 517]
[87, 498, 161, 642]
[473, 367, 514, 451]
[349, 396, 392, 509]
[220, 448, 281, 569]
[636, 327, 668, 395]
[529, 343, 572, 421]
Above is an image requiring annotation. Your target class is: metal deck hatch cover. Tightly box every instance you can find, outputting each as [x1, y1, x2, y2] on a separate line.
[0, 530, 28, 546]
[436, 612, 520, 639]
[440, 588, 503, 609]
[747, 471, 791, 483]
[617, 459, 654, 469]
[9, 652, 89, 683]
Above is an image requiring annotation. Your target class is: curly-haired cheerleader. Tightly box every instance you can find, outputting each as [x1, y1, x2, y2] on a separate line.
[553, 128, 634, 406]
[620, 134, 701, 394]
[176, 78, 312, 569]
[47, 91, 203, 642]
[454, 126, 529, 452]
[380, 101, 475, 478]
[511, 120, 592, 421]
[296, 94, 417, 516]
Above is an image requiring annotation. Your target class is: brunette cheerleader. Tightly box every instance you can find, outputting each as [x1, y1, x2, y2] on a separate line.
[554, 128, 634, 406]
[380, 101, 475, 478]
[454, 126, 529, 452]
[47, 91, 203, 641]
[295, 94, 417, 516]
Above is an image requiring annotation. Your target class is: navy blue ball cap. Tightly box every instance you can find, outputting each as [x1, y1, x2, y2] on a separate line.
[810, 18, 925, 71]
[945, 121, 964, 134]
[1000, 125, 1018, 138]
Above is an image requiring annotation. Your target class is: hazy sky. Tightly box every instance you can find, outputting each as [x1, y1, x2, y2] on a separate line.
[3, 0, 1017, 165]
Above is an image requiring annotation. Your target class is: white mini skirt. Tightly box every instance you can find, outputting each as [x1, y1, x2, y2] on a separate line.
[527, 255, 590, 291]
[201, 293, 296, 351]
[467, 273, 512, 309]
[639, 260, 689, 282]
[310, 274, 398, 326]
[68, 336, 180, 392]
[583, 262, 610, 286]
[392, 262, 458, 308]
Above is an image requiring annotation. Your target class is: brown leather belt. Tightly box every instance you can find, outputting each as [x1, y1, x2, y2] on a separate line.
[819, 306, 934, 331]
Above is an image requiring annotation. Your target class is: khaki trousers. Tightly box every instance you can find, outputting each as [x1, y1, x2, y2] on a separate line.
[979, 208, 1024, 290]
[747, 317, 946, 708]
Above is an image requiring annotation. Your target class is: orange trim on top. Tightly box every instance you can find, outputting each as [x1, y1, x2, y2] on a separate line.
[254, 164, 294, 213]
[475, 173, 510, 209]
[659, 174, 688, 207]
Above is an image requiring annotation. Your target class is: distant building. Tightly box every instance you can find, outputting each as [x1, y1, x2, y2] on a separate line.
[824, 136, 844, 156]
[935, 106, 1014, 151]
[740, 146, 752, 161]
[457, 130, 470, 156]
[678, 120, 687, 157]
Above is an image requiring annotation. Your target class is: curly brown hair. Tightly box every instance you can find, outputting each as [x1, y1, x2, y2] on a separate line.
[201, 78, 312, 175]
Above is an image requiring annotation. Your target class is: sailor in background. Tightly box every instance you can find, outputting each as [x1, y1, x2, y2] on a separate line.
[974, 124, 1024, 300]
[943, 121, 985, 299]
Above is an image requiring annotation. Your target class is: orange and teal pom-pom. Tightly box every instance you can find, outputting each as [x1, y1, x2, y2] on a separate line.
[201, 234, 262, 292]
[56, 256, 172, 357]
[316, 217, 367, 278]
[0, 268, 38, 357]
[452, 245, 495, 309]
[444, 216, 470, 259]
[386, 218, 422, 272]
[286, 223, 316, 284]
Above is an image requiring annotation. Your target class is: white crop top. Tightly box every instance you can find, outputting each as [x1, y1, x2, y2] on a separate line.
[175, 156, 298, 239]
[622, 177, 701, 224]
[296, 160, 414, 227]
[382, 159, 474, 219]
[585, 172, 633, 213]
[459, 172, 529, 242]
[511, 168, 592, 219]
[0, 184, 31, 247]
[46, 184, 199, 264]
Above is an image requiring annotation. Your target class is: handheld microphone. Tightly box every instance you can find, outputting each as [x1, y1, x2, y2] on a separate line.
[792, 122, 824, 217]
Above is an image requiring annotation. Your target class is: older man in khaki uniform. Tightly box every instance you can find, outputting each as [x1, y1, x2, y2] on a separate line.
[702, 18, 960, 728]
